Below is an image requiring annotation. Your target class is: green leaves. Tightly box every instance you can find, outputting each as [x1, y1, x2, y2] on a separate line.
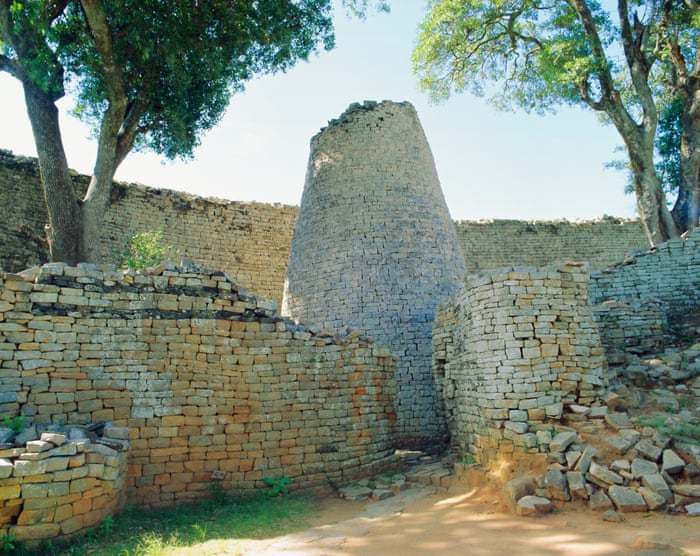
[3, 0, 339, 161]
[413, 0, 615, 112]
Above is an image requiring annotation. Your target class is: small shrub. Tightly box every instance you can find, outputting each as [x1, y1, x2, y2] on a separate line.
[461, 453, 476, 465]
[0, 532, 17, 555]
[99, 516, 115, 536]
[263, 476, 293, 497]
[121, 230, 174, 271]
[1, 414, 26, 434]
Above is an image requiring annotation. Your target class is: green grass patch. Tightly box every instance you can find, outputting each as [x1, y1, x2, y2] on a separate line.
[636, 413, 700, 446]
[18, 491, 313, 556]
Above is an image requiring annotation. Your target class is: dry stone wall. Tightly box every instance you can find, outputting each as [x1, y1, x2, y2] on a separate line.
[0, 263, 397, 509]
[1, 150, 653, 307]
[590, 228, 700, 319]
[282, 101, 467, 448]
[455, 219, 648, 273]
[0, 150, 297, 307]
[433, 264, 607, 463]
[0, 425, 128, 542]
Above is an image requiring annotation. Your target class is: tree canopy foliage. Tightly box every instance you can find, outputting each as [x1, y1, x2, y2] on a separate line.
[413, 0, 699, 243]
[0, 0, 387, 263]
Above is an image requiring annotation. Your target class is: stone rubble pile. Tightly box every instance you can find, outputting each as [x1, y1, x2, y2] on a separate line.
[0, 421, 128, 541]
[508, 404, 699, 518]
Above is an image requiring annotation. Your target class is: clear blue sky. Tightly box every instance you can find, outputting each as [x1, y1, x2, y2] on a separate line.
[0, 1, 636, 221]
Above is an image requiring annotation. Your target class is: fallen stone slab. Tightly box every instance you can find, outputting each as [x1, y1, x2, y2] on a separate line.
[40, 432, 66, 446]
[662, 449, 685, 475]
[589, 462, 624, 486]
[672, 484, 700, 498]
[589, 489, 613, 511]
[550, 431, 577, 453]
[638, 487, 666, 510]
[686, 502, 700, 516]
[371, 489, 393, 501]
[635, 439, 662, 462]
[516, 496, 553, 517]
[631, 458, 658, 478]
[567, 471, 587, 499]
[606, 434, 637, 454]
[339, 485, 372, 501]
[640, 474, 672, 502]
[504, 476, 536, 503]
[603, 509, 624, 522]
[605, 413, 633, 430]
[608, 486, 647, 512]
[574, 445, 597, 474]
[544, 469, 570, 501]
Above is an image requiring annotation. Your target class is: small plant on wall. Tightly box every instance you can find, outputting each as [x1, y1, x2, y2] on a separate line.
[263, 476, 293, 497]
[121, 230, 176, 271]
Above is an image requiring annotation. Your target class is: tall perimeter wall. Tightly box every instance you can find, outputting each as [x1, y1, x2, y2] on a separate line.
[0, 150, 649, 306]
[0, 151, 296, 307]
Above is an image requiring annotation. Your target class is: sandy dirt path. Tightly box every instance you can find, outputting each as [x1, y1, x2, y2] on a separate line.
[172, 485, 700, 556]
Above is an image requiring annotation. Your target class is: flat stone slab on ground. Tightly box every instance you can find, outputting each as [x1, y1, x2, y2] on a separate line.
[339, 485, 373, 501]
[687, 502, 700, 516]
[608, 486, 648, 512]
[516, 496, 553, 517]
[635, 439, 662, 462]
[639, 487, 666, 510]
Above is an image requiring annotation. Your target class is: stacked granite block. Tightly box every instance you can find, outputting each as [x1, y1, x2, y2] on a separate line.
[0, 262, 397, 511]
[433, 263, 607, 462]
[0, 423, 128, 541]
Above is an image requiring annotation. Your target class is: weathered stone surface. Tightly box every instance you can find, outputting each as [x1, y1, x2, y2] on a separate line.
[672, 484, 700, 498]
[574, 446, 597, 474]
[550, 432, 578, 453]
[630, 458, 658, 478]
[602, 509, 624, 522]
[605, 413, 633, 430]
[662, 449, 685, 475]
[339, 485, 373, 501]
[0, 458, 12, 479]
[589, 462, 624, 486]
[516, 496, 553, 517]
[635, 439, 662, 462]
[641, 474, 672, 503]
[589, 489, 613, 511]
[544, 469, 570, 501]
[504, 476, 536, 503]
[608, 486, 647, 512]
[40, 432, 66, 446]
[686, 502, 700, 516]
[567, 471, 588, 499]
[638, 487, 666, 510]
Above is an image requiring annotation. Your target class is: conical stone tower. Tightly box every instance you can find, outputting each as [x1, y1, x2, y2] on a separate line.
[283, 100, 466, 447]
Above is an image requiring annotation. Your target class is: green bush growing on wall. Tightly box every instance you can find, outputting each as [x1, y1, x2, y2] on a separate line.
[121, 230, 175, 271]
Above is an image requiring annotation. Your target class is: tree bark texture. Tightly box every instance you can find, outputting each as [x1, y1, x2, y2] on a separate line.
[22, 82, 82, 265]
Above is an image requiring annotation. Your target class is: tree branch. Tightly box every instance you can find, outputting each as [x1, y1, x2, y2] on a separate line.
[617, 0, 657, 129]
[0, 53, 22, 80]
[79, 0, 127, 107]
[43, 0, 70, 24]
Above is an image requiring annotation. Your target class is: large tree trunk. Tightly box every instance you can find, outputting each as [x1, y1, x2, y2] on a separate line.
[627, 138, 680, 245]
[80, 98, 128, 262]
[674, 86, 700, 233]
[22, 81, 82, 265]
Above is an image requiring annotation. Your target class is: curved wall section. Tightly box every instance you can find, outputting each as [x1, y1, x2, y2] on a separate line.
[283, 101, 467, 447]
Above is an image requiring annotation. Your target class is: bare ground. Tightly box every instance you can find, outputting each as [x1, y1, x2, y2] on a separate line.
[167, 483, 700, 556]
